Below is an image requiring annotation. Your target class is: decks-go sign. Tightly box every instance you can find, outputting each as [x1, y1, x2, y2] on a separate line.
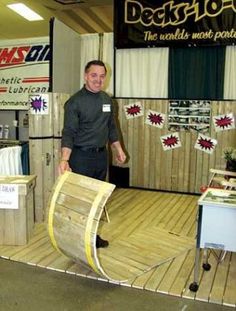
[114, 0, 236, 48]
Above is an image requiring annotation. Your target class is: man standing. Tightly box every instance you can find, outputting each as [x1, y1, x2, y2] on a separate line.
[58, 60, 126, 248]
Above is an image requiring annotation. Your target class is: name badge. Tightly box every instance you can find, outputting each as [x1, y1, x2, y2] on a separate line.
[102, 104, 111, 112]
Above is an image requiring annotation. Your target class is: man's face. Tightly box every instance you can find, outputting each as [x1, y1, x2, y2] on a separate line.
[84, 64, 106, 93]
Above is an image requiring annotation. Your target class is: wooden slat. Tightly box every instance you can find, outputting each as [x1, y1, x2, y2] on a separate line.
[130, 269, 154, 289]
[0, 225, 46, 259]
[169, 249, 196, 297]
[195, 252, 219, 302]
[157, 252, 189, 294]
[27, 244, 56, 266]
[29, 138, 54, 222]
[46, 255, 74, 272]
[223, 252, 236, 307]
[209, 252, 231, 305]
[37, 250, 64, 268]
[144, 261, 172, 292]
[10, 236, 49, 262]
[66, 262, 100, 280]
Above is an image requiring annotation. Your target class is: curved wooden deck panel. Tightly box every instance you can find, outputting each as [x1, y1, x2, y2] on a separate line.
[48, 171, 116, 280]
[48, 171, 195, 282]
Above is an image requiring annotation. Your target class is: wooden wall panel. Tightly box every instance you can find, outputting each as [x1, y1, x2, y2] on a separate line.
[114, 99, 236, 194]
[29, 93, 69, 222]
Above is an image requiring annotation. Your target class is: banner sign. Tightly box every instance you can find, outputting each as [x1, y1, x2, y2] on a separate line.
[0, 184, 19, 209]
[114, 0, 236, 48]
[0, 37, 50, 110]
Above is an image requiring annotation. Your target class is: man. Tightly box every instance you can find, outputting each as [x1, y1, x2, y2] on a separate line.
[58, 60, 126, 248]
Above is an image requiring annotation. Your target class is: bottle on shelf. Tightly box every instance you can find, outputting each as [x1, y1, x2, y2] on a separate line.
[3, 124, 9, 139]
[23, 113, 29, 128]
[0, 125, 3, 139]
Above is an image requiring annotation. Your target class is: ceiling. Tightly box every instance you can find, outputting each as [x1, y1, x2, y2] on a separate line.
[0, 0, 113, 40]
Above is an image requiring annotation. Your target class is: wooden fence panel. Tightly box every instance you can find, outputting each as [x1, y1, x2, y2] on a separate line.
[115, 100, 236, 193]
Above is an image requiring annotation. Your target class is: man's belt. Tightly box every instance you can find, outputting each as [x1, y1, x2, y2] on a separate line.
[75, 146, 106, 153]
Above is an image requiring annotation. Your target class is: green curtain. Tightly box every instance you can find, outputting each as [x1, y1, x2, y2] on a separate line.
[168, 46, 226, 100]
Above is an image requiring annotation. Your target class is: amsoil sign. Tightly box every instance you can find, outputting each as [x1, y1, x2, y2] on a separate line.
[114, 0, 236, 48]
[0, 38, 50, 110]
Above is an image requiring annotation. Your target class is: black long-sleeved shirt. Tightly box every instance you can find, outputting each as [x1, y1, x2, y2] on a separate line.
[61, 86, 119, 149]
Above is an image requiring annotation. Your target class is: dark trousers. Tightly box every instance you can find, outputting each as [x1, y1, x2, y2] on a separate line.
[69, 147, 108, 181]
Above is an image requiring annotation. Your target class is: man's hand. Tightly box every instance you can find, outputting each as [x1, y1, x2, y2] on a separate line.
[115, 149, 126, 165]
[111, 141, 127, 166]
[58, 160, 71, 175]
[58, 147, 72, 175]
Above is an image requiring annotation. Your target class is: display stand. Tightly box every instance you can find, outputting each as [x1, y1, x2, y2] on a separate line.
[189, 188, 236, 292]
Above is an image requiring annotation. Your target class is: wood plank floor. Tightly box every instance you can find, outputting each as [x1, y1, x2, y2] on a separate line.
[0, 188, 235, 308]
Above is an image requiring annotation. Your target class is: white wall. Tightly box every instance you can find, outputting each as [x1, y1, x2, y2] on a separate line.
[52, 18, 80, 95]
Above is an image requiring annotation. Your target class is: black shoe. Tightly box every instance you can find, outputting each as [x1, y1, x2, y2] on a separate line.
[96, 235, 109, 248]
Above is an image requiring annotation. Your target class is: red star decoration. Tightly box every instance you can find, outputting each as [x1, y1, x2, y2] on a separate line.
[148, 112, 164, 125]
[163, 135, 179, 148]
[126, 105, 141, 116]
[215, 115, 233, 129]
[197, 136, 215, 150]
